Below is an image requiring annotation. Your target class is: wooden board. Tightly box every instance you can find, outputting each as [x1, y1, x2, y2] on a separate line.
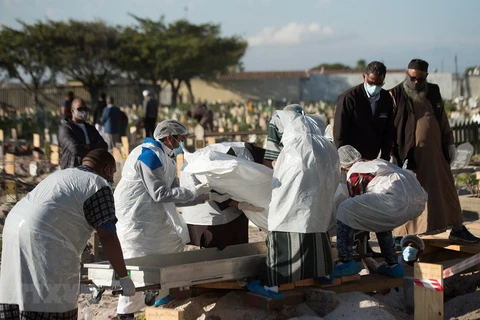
[414, 263, 443, 320]
[320, 273, 403, 294]
[145, 307, 183, 320]
[194, 280, 243, 290]
[422, 238, 480, 255]
[121, 136, 129, 157]
[0, 129, 3, 141]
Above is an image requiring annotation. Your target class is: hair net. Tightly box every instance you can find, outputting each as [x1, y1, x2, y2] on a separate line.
[154, 119, 188, 140]
[142, 90, 150, 96]
[338, 145, 362, 167]
[284, 104, 304, 113]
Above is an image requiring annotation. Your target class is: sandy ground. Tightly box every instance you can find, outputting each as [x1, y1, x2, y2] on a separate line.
[3, 161, 480, 319]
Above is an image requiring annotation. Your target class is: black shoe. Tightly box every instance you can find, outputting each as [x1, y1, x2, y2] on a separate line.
[449, 226, 480, 244]
[116, 314, 135, 320]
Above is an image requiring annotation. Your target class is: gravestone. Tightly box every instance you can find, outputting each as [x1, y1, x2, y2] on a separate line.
[5, 153, 15, 175]
[29, 161, 38, 177]
[33, 133, 41, 148]
[451, 142, 474, 170]
[44, 128, 51, 143]
[51, 134, 58, 145]
[194, 124, 205, 150]
[11, 128, 17, 140]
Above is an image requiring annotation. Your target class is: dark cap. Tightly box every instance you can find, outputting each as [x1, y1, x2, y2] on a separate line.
[408, 59, 429, 72]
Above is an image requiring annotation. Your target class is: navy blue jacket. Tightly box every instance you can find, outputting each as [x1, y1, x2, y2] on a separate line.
[100, 105, 122, 134]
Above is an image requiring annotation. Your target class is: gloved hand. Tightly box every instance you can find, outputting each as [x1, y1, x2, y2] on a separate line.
[195, 183, 212, 196]
[208, 192, 232, 203]
[119, 276, 136, 296]
[448, 144, 456, 164]
[238, 202, 265, 212]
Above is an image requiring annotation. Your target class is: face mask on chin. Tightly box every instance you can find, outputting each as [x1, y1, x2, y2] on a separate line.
[405, 77, 427, 91]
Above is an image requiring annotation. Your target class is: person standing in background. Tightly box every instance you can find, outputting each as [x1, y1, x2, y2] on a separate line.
[142, 90, 159, 138]
[61, 91, 75, 120]
[59, 99, 107, 169]
[101, 96, 122, 152]
[94, 92, 107, 138]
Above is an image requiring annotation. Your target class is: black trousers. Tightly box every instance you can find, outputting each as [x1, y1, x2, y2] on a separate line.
[144, 117, 156, 138]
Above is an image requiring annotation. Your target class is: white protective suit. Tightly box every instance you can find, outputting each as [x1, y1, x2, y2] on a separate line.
[0, 168, 109, 313]
[181, 142, 254, 226]
[115, 137, 201, 314]
[268, 110, 340, 233]
[336, 159, 428, 232]
[182, 143, 273, 230]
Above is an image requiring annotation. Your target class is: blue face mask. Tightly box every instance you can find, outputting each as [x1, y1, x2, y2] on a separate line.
[364, 83, 382, 97]
[108, 181, 115, 190]
[173, 141, 184, 156]
[402, 246, 419, 262]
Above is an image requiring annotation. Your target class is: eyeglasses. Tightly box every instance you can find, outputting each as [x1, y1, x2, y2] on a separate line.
[408, 75, 427, 82]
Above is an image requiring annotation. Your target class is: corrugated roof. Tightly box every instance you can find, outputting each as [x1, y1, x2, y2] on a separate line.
[215, 69, 408, 81]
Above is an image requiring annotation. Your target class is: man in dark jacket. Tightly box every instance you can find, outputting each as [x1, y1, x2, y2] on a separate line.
[59, 99, 108, 169]
[334, 61, 394, 160]
[93, 92, 107, 136]
[142, 90, 159, 138]
[391, 59, 478, 243]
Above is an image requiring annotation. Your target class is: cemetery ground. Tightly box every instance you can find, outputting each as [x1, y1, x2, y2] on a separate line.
[3, 155, 480, 319]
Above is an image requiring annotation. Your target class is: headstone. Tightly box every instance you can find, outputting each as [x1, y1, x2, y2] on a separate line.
[451, 142, 474, 169]
[44, 128, 50, 143]
[207, 137, 216, 146]
[51, 134, 58, 145]
[29, 161, 38, 176]
[33, 133, 41, 148]
[5, 179, 17, 203]
[16, 123, 22, 137]
[0, 129, 4, 142]
[194, 124, 205, 140]
[50, 145, 59, 165]
[11, 128, 17, 140]
[5, 153, 15, 175]
[121, 136, 129, 158]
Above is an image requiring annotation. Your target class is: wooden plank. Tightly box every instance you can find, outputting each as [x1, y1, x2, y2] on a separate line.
[294, 278, 315, 287]
[319, 273, 403, 294]
[414, 263, 443, 320]
[176, 153, 184, 179]
[422, 238, 480, 255]
[89, 232, 99, 262]
[5, 153, 15, 175]
[50, 145, 59, 165]
[340, 274, 361, 284]
[5, 179, 17, 203]
[145, 307, 183, 320]
[33, 133, 41, 148]
[278, 282, 295, 291]
[0, 128, 4, 141]
[194, 280, 243, 290]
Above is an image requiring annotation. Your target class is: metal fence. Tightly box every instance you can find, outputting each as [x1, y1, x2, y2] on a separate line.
[0, 84, 151, 114]
[452, 120, 480, 154]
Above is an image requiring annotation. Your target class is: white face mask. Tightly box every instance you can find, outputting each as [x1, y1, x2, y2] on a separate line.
[73, 109, 87, 121]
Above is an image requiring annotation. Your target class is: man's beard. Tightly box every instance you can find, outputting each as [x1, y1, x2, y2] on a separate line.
[403, 80, 428, 103]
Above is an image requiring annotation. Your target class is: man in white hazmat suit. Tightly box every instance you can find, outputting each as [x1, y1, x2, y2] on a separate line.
[115, 120, 213, 318]
[249, 105, 339, 298]
[333, 145, 405, 278]
[0, 149, 136, 320]
[180, 142, 266, 249]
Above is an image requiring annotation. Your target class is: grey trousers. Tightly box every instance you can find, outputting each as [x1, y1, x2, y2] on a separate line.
[104, 133, 120, 151]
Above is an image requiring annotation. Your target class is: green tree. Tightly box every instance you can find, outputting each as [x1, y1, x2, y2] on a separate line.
[356, 59, 367, 70]
[116, 15, 168, 100]
[311, 63, 351, 71]
[52, 20, 121, 106]
[0, 21, 59, 112]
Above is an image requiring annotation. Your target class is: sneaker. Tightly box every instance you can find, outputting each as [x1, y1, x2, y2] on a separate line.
[246, 280, 285, 299]
[377, 263, 405, 278]
[115, 314, 135, 320]
[316, 274, 334, 285]
[449, 226, 480, 244]
[154, 295, 175, 307]
[332, 260, 362, 278]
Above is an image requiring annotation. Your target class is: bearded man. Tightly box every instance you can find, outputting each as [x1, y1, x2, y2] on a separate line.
[390, 59, 478, 243]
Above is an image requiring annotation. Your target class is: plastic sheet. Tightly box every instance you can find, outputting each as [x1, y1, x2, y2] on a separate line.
[182, 142, 272, 230]
[336, 159, 428, 232]
[268, 110, 340, 233]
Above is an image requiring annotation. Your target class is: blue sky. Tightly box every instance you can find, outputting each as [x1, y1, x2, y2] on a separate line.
[1, 0, 479, 73]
